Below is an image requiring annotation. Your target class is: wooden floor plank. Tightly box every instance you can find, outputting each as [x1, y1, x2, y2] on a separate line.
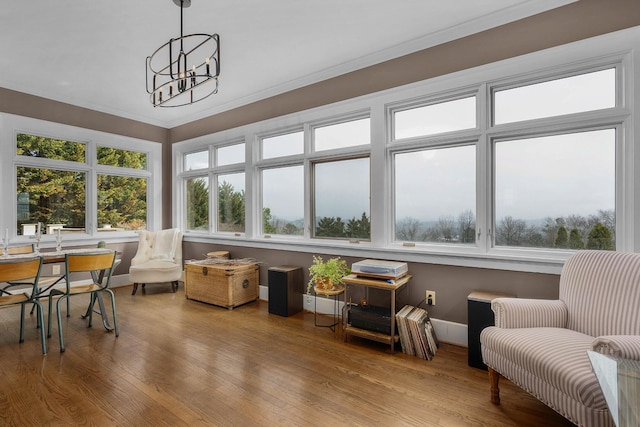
[0, 285, 575, 426]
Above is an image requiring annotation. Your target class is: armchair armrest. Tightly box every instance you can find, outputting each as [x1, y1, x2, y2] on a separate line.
[592, 335, 640, 360]
[491, 298, 568, 329]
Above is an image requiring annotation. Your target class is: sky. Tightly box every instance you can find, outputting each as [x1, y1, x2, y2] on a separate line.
[186, 68, 617, 224]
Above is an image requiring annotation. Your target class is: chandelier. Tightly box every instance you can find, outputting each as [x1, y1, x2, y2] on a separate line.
[145, 0, 220, 108]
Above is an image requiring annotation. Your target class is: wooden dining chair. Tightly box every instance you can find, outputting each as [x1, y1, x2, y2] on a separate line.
[0, 244, 36, 295]
[0, 257, 47, 354]
[47, 250, 118, 353]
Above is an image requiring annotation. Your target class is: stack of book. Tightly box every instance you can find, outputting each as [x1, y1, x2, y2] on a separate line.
[395, 305, 439, 360]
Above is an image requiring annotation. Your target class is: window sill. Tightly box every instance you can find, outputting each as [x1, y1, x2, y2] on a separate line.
[184, 234, 568, 274]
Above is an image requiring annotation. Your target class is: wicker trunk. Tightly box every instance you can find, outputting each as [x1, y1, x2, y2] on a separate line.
[185, 262, 259, 310]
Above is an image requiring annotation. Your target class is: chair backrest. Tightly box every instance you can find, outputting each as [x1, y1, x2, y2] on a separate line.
[65, 251, 116, 288]
[66, 251, 116, 273]
[134, 228, 183, 265]
[0, 257, 42, 298]
[7, 244, 34, 255]
[559, 250, 640, 337]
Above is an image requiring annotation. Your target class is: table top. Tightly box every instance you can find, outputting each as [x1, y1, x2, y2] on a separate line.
[0, 248, 116, 263]
[342, 274, 412, 290]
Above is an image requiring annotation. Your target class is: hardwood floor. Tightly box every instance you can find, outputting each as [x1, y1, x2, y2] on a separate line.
[0, 285, 574, 426]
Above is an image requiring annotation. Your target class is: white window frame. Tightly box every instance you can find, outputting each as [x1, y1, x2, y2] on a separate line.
[173, 27, 639, 274]
[0, 114, 162, 246]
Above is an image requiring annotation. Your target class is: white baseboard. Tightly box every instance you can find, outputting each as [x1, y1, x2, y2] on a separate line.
[110, 274, 132, 289]
[430, 318, 467, 347]
[260, 285, 469, 347]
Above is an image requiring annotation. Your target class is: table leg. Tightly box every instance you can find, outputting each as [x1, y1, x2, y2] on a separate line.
[81, 268, 114, 332]
[81, 293, 114, 331]
[390, 288, 396, 353]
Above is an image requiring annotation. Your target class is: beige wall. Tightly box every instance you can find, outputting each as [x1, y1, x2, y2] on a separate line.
[183, 242, 560, 325]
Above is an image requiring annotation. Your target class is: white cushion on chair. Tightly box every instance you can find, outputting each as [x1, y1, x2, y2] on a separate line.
[150, 229, 179, 261]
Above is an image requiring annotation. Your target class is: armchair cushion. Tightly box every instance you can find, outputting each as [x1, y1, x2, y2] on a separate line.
[481, 327, 606, 410]
[150, 228, 179, 261]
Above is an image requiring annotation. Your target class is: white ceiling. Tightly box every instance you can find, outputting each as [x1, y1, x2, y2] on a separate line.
[0, 0, 573, 128]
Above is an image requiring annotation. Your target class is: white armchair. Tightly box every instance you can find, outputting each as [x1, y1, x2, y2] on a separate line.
[129, 229, 183, 295]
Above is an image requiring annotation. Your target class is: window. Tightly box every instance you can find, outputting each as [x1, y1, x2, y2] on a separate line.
[494, 129, 615, 249]
[8, 118, 160, 240]
[262, 166, 304, 235]
[393, 96, 476, 140]
[17, 134, 85, 162]
[313, 157, 370, 240]
[216, 143, 245, 166]
[175, 29, 635, 270]
[262, 131, 303, 159]
[97, 175, 147, 230]
[395, 145, 476, 244]
[96, 146, 148, 231]
[186, 176, 209, 231]
[493, 68, 616, 124]
[17, 167, 86, 235]
[217, 172, 245, 233]
[185, 150, 209, 170]
[313, 117, 370, 151]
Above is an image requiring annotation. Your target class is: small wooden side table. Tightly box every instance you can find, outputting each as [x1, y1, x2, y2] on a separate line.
[342, 274, 411, 353]
[314, 283, 345, 332]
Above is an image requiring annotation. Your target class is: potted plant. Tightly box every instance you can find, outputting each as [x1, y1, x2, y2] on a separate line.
[307, 255, 351, 294]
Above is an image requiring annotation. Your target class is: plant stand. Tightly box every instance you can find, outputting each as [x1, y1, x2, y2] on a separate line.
[314, 283, 345, 332]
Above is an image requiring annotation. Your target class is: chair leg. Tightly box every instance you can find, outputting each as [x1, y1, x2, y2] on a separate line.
[172, 281, 178, 292]
[34, 301, 47, 355]
[55, 296, 67, 353]
[489, 367, 501, 405]
[131, 283, 138, 295]
[19, 304, 26, 343]
[87, 293, 94, 328]
[105, 289, 119, 337]
[47, 295, 54, 338]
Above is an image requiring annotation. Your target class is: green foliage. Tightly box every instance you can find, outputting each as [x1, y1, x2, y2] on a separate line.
[218, 181, 245, 232]
[263, 208, 277, 234]
[554, 226, 568, 248]
[569, 228, 585, 249]
[306, 256, 351, 294]
[97, 146, 147, 169]
[17, 166, 86, 230]
[315, 212, 370, 239]
[17, 133, 85, 162]
[345, 212, 370, 239]
[98, 175, 147, 230]
[587, 222, 614, 250]
[494, 210, 615, 250]
[186, 178, 209, 230]
[16, 134, 147, 232]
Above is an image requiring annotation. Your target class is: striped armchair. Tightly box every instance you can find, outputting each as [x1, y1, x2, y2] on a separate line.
[480, 250, 640, 427]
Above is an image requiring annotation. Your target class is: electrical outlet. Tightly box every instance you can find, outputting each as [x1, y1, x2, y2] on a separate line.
[52, 265, 61, 275]
[425, 290, 436, 306]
